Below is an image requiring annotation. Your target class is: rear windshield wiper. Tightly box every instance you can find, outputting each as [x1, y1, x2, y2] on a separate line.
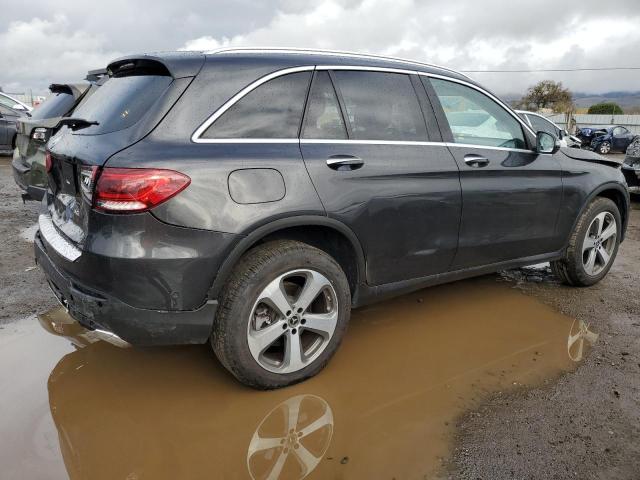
[56, 117, 99, 131]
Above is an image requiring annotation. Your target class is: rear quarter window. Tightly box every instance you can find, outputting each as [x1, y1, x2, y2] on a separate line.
[71, 75, 173, 135]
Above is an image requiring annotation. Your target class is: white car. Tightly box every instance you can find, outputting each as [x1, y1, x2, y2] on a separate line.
[516, 110, 580, 148]
[0, 92, 32, 112]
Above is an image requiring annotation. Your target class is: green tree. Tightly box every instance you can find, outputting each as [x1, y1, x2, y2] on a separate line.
[518, 80, 573, 113]
[587, 102, 623, 115]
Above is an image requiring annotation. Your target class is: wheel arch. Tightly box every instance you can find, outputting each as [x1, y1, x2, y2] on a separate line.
[208, 216, 367, 302]
[569, 182, 630, 245]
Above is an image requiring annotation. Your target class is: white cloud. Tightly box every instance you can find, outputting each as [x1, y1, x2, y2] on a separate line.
[0, 15, 121, 94]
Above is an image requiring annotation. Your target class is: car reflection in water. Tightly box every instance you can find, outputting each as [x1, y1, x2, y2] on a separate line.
[38, 279, 596, 480]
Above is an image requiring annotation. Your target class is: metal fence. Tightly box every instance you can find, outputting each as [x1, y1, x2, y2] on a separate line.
[547, 114, 640, 135]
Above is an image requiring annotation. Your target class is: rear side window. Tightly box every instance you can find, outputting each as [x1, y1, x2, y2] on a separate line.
[302, 72, 347, 139]
[71, 75, 172, 135]
[331, 71, 427, 141]
[203, 72, 312, 139]
[429, 78, 526, 149]
[30, 92, 76, 120]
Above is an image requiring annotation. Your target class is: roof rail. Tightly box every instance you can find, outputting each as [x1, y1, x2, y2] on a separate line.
[207, 47, 470, 79]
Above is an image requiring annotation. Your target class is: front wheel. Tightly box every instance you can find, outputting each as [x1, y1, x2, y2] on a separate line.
[211, 240, 351, 389]
[551, 197, 621, 286]
[597, 141, 611, 154]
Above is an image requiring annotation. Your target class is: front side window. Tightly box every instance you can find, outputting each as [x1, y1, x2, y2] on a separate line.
[203, 72, 311, 139]
[331, 71, 427, 141]
[302, 71, 347, 140]
[430, 78, 527, 149]
[613, 126, 628, 136]
[527, 114, 559, 137]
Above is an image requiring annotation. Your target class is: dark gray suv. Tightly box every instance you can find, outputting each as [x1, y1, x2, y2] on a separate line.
[36, 49, 629, 388]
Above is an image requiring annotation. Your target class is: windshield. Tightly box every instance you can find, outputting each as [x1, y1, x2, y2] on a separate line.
[30, 92, 76, 120]
[70, 75, 172, 135]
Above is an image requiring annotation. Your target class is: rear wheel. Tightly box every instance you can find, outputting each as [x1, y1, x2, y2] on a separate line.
[551, 197, 620, 286]
[211, 240, 351, 389]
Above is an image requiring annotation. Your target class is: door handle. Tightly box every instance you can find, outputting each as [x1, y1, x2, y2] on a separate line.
[464, 154, 490, 167]
[326, 155, 364, 170]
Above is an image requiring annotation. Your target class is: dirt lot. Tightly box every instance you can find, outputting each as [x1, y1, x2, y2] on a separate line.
[0, 153, 638, 479]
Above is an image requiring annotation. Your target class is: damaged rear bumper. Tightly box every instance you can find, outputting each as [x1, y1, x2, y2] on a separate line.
[35, 231, 218, 346]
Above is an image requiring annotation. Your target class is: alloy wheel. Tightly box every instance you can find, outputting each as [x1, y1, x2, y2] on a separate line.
[582, 211, 617, 276]
[599, 142, 611, 154]
[247, 269, 338, 374]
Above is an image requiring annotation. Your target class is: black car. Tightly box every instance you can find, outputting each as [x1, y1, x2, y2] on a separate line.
[12, 83, 95, 201]
[0, 104, 28, 155]
[35, 49, 630, 389]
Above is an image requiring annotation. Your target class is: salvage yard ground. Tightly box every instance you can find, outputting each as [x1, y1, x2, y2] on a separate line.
[0, 154, 638, 479]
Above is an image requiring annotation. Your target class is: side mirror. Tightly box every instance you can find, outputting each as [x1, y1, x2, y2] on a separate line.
[560, 129, 568, 139]
[536, 131, 559, 154]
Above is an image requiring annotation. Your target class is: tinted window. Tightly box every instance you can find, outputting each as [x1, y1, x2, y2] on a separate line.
[204, 72, 311, 139]
[302, 72, 347, 139]
[30, 92, 76, 120]
[527, 114, 559, 137]
[71, 75, 172, 135]
[332, 71, 427, 141]
[430, 78, 526, 149]
[613, 126, 628, 136]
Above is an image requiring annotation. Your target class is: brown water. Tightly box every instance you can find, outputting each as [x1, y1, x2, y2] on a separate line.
[0, 278, 598, 480]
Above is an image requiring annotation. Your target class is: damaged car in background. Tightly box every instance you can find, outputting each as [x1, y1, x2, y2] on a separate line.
[12, 77, 103, 201]
[35, 50, 630, 389]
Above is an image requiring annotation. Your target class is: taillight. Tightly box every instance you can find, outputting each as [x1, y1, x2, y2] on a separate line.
[32, 127, 48, 142]
[94, 167, 191, 213]
[45, 152, 52, 172]
[80, 165, 98, 201]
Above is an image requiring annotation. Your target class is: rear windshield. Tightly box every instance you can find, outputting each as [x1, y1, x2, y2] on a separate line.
[30, 92, 76, 120]
[71, 75, 172, 135]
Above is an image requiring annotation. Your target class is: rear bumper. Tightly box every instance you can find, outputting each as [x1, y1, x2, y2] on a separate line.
[35, 232, 218, 346]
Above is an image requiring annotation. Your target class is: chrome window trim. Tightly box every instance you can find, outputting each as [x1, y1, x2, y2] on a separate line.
[38, 213, 82, 262]
[300, 139, 444, 147]
[207, 47, 470, 79]
[191, 65, 315, 143]
[418, 72, 537, 137]
[444, 142, 537, 154]
[192, 64, 537, 146]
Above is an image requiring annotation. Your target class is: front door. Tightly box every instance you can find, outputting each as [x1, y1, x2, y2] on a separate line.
[425, 77, 563, 269]
[300, 69, 462, 286]
[612, 126, 633, 152]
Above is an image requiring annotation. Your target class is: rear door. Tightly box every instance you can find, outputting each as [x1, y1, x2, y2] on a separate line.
[300, 68, 461, 286]
[424, 76, 563, 269]
[612, 126, 633, 151]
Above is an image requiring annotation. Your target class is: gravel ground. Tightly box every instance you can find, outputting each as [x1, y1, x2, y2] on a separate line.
[0, 156, 56, 324]
[447, 195, 640, 479]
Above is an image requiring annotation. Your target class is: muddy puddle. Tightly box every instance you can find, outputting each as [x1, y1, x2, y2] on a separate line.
[0, 278, 598, 480]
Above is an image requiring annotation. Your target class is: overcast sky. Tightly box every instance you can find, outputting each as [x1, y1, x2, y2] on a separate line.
[1, 0, 639, 97]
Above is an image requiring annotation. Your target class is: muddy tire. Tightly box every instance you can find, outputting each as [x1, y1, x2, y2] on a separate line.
[551, 197, 621, 286]
[211, 240, 351, 389]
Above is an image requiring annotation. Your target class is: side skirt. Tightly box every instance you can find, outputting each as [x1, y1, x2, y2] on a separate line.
[352, 251, 563, 308]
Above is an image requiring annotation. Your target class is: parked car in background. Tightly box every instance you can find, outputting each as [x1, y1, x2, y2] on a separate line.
[0, 91, 32, 113]
[516, 110, 581, 148]
[622, 135, 640, 193]
[0, 104, 28, 155]
[12, 83, 94, 201]
[589, 126, 635, 155]
[36, 50, 629, 389]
